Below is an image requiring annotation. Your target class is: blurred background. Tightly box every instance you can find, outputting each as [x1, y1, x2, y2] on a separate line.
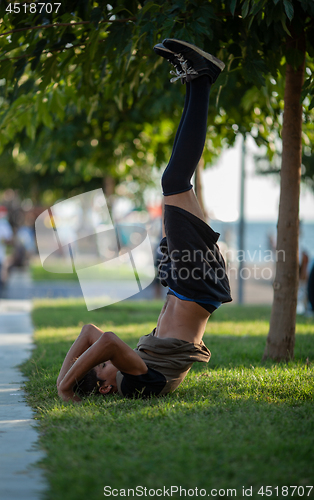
[1, 1, 314, 313]
[1, 133, 313, 310]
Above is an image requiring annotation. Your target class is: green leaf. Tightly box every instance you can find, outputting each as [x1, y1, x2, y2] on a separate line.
[26, 115, 36, 140]
[13, 57, 27, 81]
[302, 77, 312, 90]
[195, 3, 218, 21]
[245, 14, 252, 30]
[88, 30, 99, 61]
[241, 0, 250, 18]
[0, 59, 14, 82]
[58, 51, 75, 72]
[230, 0, 237, 16]
[41, 106, 54, 129]
[90, 7, 103, 25]
[51, 33, 76, 51]
[18, 79, 35, 96]
[139, 0, 158, 17]
[50, 90, 65, 121]
[31, 55, 41, 72]
[243, 59, 266, 87]
[308, 96, 314, 110]
[31, 39, 48, 72]
[249, 0, 265, 17]
[40, 56, 58, 89]
[281, 17, 291, 36]
[283, 0, 294, 21]
[286, 47, 305, 69]
[32, 38, 47, 56]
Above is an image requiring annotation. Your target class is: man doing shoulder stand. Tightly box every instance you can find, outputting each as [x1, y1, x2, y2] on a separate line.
[57, 39, 232, 402]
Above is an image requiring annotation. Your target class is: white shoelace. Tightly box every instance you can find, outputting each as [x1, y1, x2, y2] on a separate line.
[169, 53, 198, 83]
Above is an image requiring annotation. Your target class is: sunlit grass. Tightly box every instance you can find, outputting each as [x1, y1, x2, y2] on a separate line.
[30, 260, 136, 281]
[22, 300, 314, 500]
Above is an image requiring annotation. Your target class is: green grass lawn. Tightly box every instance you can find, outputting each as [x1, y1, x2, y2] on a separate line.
[30, 262, 79, 281]
[30, 259, 137, 281]
[22, 300, 314, 500]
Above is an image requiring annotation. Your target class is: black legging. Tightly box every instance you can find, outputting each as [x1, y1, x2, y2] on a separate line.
[161, 75, 211, 196]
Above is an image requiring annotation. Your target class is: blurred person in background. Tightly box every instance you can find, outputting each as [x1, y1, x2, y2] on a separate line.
[0, 206, 13, 296]
[297, 248, 309, 315]
[1, 211, 36, 285]
[297, 221, 311, 315]
[307, 258, 314, 314]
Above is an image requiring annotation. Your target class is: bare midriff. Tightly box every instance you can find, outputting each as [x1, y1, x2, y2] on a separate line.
[155, 294, 210, 344]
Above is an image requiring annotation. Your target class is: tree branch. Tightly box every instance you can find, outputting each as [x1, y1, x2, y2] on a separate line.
[0, 17, 136, 37]
[0, 39, 90, 61]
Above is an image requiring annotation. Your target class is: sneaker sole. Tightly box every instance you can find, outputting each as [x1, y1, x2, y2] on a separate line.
[163, 39, 225, 72]
[154, 44, 174, 56]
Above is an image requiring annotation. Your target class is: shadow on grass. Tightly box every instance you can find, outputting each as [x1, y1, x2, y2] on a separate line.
[34, 332, 314, 369]
[203, 334, 314, 368]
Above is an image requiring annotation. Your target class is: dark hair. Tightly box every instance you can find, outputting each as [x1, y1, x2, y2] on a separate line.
[73, 368, 104, 397]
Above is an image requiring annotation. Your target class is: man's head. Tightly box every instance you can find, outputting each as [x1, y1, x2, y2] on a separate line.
[73, 360, 118, 398]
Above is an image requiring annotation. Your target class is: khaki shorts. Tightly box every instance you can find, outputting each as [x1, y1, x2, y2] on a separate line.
[116, 329, 211, 397]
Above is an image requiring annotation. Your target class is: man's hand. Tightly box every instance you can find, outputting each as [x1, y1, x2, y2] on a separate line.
[58, 385, 81, 403]
[56, 324, 103, 388]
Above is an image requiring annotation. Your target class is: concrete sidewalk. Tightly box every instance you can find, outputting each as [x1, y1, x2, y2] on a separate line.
[0, 298, 46, 500]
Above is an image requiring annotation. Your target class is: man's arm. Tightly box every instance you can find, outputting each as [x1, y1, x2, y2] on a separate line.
[56, 323, 103, 388]
[57, 329, 148, 402]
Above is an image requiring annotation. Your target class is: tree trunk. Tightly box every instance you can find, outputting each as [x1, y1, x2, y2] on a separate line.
[263, 40, 305, 361]
[103, 175, 115, 213]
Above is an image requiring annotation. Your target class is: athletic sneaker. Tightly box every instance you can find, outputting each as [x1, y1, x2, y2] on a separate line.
[162, 39, 225, 84]
[153, 43, 186, 83]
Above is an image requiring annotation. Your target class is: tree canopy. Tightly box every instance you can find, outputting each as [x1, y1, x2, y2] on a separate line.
[1, 0, 314, 202]
[1, 0, 314, 360]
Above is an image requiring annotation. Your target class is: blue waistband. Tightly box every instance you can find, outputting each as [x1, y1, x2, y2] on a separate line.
[168, 288, 222, 309]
